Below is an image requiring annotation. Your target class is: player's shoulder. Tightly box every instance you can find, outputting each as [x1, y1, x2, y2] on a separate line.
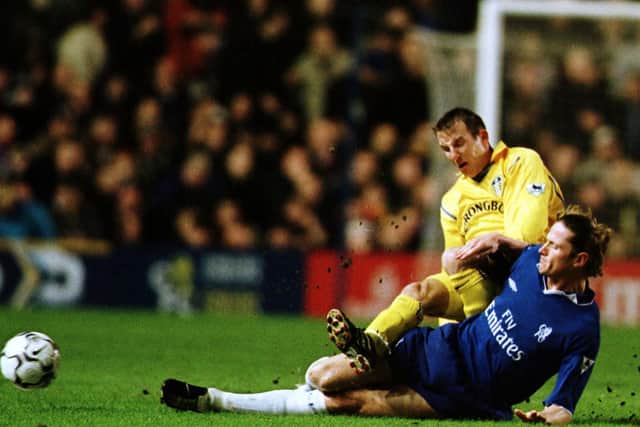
[571, 304, 601, 347]
[508, 145, 543, 159]
[513, 244, 542, 269]
[502, 145, 545, 168]
[522, 244, 542, 259]
[441, 184, 462, 206]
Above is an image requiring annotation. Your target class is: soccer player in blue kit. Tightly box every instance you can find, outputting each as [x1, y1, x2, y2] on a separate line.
[161, 205, 611, 425]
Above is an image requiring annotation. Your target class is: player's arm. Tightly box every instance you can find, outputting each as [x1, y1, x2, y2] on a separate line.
[517, 335, 598, 425]
[440, 191, 464, 250]
[502, 151, 563, 243]
[442, 232, 527, 274]
[514, 405, 572, 425]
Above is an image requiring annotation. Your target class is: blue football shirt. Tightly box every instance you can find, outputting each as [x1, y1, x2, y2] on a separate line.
[458, 244, 600, 413]
[390, 245, 600, 420]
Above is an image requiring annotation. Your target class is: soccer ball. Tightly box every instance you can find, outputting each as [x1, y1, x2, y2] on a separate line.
[1, 331, 60, 389]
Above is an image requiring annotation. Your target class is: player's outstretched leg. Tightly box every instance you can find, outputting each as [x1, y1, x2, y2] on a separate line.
[326, 309, 378, 374]
[161, 378, 213, 412]
[161, 378, 328, 415]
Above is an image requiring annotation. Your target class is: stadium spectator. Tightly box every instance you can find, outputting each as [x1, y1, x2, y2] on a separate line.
[285, 24, 354, 121]
[161, 205, 610, 425]
[344, 148, 385, 250]
[132, 95, 180, 198]
[94, 149, 138, 240]
[388, 152, 426, 212]
[349, 148, 378, 190]
[221, 1, 297, 99]
[357, 20, 400, 136]
[53, 139, 91, 181]
[151, 148, 219, 243]
[113, 180, 146, 245]
[546, 46, 616, 147]
[51, 176, 104, 239]
[304, 118, 346, 246]
[293, 0, 353, 49]
[175, 206, 212, 249]
[572, 126, 640, 256]
[616, 69, 640, 161]
[0, 176, 56, 239]
[382, 30, 430, 138]
[212, 198, 258, 249]
[545, 143, 581, 204]
[55, 5, 108, 86]
[164, 0, 225, 86]
[222, 137, 264, 229]
[0, 113, 17, 160]
[369, 122, 400, 172]
[86, 113, 120, 167]
[93, 73, 135, 136]
[502, 54, 553, 149]
[186, 97, 229, 159]
[106, 0, 166, 85]
[145, 56, 189, 138]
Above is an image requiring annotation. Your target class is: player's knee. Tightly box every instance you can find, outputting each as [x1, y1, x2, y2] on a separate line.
[305, 357, 337, 392]
[401, 281, 423, 301]
[402, 279, 448, 316]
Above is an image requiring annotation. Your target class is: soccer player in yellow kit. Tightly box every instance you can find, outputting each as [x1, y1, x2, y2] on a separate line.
[327, 107, 565, 373]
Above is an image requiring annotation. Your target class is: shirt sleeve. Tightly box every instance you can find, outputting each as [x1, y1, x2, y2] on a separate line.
[502, 150, 563, 243]
[543, 336, 599, 413]
[440, 190, 465, 249]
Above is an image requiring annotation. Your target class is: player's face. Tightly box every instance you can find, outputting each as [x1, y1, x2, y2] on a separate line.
[436, 120, 491, 178]
[537, 221, 579, 277]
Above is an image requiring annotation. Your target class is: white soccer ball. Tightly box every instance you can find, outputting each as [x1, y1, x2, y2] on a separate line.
[1, 331, 60, 389]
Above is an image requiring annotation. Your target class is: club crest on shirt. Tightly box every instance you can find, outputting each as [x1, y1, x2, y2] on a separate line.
[526, 182, 546, 197]
[534, 324, 553, 343]
[491, 175, 504, 197]
[580, 356, 595, 374]
[508, 277, 518, 292]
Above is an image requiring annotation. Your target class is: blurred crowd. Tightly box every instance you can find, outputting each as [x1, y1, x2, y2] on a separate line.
[501, 16, 640, 256]
[0, 0, 639, 257]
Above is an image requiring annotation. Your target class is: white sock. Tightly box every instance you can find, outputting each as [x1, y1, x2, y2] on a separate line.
[209, 387, 327, 415]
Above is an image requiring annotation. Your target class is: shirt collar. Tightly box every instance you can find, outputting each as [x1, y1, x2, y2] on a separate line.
[470, 141, 508, 182]
[541, 275, 596, 306]
[491, 140, 508, 162]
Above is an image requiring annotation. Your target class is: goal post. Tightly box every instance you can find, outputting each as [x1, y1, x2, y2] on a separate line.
[475, 0, 640, 142]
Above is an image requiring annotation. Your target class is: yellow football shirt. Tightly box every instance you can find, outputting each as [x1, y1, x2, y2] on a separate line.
[440, 141, 564, 249]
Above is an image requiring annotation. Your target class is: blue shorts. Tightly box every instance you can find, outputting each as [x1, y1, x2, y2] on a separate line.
[388, 325, 512, 420]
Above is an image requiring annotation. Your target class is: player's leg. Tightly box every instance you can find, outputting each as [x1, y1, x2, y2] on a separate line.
[325, 385, 440, 418]
[161, 378, 328, 414]
[367, 273, 461, 338]
[161, 354, 395, 415]
[326, 326, 444, 419]
[160, 378, 437, 418]
[327, 273, 461, 371]
[305, 353, 393, 392]
[299, 355, 330, 390]
[449, 268, 496, 317]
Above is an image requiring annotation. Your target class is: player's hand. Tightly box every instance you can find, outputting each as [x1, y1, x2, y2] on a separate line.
[514, 405, 572, 425]
[455, 232, 502, 262]
[514, 408, 547, 423]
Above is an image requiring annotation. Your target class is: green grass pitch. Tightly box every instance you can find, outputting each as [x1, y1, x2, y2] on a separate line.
[0, 308, 638, 427]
